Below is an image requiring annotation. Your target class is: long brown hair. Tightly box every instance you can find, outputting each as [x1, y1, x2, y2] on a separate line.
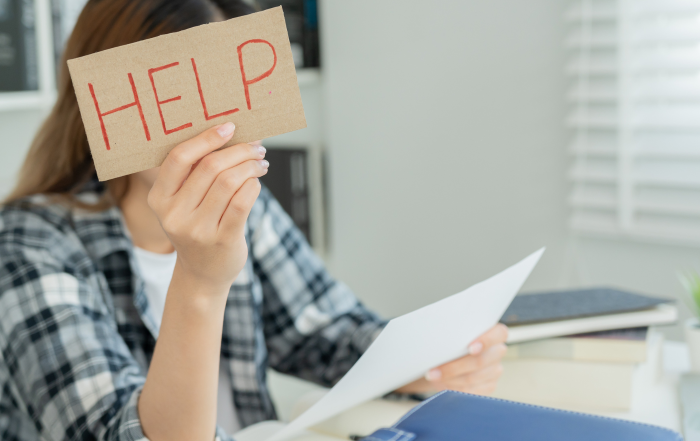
[5, 0, 255, 209]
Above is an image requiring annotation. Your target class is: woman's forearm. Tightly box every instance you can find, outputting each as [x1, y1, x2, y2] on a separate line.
[138, 262, 230, 441]
[135, 124, 266, 441]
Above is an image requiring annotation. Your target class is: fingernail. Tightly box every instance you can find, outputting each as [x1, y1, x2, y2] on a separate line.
[257, 146, 267, 155]
[216, 122, 235, 138]
[469, 341, 484, 355]
[425, 369, 442, 381]
[260, 160, 269, 168]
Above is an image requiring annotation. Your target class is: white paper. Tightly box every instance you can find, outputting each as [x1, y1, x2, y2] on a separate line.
[268, 248, 545, 441]
[235, 421, 338, 441]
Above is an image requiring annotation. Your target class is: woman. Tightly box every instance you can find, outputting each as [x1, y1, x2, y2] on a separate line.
[0, 1, 508, 440]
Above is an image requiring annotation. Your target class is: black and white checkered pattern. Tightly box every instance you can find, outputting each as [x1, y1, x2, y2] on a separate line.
[0, 185, 386, 441]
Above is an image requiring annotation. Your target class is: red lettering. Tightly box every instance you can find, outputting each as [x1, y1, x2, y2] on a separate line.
[237, 39, 277, 110]
[148, 62, 192, 135]
[88, 74, 150, 151]
[191, 58, 239, 121]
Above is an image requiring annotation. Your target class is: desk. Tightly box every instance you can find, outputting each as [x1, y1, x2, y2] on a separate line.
[269, 341, 690, 438]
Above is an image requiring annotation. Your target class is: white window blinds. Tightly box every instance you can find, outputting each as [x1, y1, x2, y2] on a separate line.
[567, 0, 700, 245]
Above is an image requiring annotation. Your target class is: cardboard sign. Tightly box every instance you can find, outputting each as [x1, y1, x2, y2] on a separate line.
[67, 7, 306, 181]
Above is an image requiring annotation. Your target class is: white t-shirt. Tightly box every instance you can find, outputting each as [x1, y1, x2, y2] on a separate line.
[132, 246, 240, 435]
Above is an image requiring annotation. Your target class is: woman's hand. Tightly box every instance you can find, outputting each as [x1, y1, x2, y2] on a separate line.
[395, 323, 509, 396]
[147, 122, 268, 291]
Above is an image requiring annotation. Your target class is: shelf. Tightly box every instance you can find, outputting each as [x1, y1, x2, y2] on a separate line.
[296, 68, 321, 87]
[0, 0, 56, 112]
[0, 91, 56, 112]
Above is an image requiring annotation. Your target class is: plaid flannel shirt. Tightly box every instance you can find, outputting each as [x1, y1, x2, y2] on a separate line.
[0, 184, 386, 441]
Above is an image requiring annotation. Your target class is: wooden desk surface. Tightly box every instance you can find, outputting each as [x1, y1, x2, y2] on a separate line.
[267, 341, 691, 437]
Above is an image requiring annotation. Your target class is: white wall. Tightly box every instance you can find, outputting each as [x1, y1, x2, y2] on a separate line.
[318, 0, 697, 341]
[320, 0, 571, 317]
[0, 109, 47, 195]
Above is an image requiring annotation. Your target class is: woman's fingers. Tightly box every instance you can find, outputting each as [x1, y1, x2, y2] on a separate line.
[467, 323, 509, 355]
[433, 343, 507, 380]
[454, 360, 504, 387]
[155, 123, 236, 197]
[219, 177, 262, 234]
[435, 361, 504, 394]
[177, 142, 266, 208]
[424, 324, 508, 382]
[196, 159, 268, 224]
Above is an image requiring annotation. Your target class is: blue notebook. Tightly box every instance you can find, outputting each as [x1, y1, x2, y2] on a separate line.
[361, 391, 681, 441]
[500, 287, 670, 326]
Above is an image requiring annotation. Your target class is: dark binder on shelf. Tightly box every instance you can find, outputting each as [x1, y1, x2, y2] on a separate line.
[257, 0, 320, 68]
[259, 147, 312, 243]
[0, 0, 39, 92]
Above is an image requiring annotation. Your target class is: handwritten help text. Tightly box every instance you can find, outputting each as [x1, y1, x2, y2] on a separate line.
[87, 39, 277, 150]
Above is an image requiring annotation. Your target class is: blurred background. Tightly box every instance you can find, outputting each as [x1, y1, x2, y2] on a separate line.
[2, 0, 699, 338]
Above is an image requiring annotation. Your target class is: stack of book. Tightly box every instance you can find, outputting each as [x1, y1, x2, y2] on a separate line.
[493, 288, 677, 412]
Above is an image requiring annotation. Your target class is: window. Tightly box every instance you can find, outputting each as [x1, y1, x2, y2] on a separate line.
[567, 0, 700, 245]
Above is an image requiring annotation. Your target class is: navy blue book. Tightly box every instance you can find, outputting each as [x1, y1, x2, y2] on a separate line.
[500, 287, 671, 326]
[361, 390, 681, 441]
